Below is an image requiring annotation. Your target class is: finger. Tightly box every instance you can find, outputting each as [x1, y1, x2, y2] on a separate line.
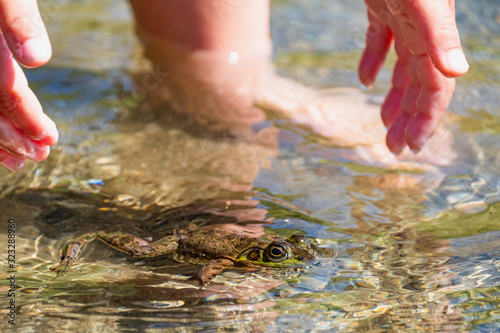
[388, 55, 420, 153]
[386, 0, 468, 77]
[358, 11, 394, 87]
[400, 54, 421, 116]
[0, 0, 51, 67]
[405, 56, 455, 151]
[0, 34, 58, 145]
[380, 71, 407, 128]
[397, 21, 427, 57]
[0, 149, 25, 171]
[385, 40, 419, 154]
[404, 89, 451, 152]
[381, 39, 411, 128]
[386, 114, 410, 154]
[385, 84, 419, 154]
[0, 112, 49, 161]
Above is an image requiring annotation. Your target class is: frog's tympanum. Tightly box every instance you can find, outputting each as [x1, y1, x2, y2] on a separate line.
[50, 227, 327, 286]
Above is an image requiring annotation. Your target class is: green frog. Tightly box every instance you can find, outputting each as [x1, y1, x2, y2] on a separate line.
[50, 227, 328, 286]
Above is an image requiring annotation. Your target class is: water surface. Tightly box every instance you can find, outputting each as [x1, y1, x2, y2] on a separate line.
[1, 0, 500, 332]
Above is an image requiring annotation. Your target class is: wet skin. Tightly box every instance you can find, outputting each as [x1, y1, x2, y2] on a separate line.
[50, 227, 330, 286]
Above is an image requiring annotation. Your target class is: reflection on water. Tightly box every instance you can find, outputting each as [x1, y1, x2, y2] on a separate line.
[1, 0, 500, 332]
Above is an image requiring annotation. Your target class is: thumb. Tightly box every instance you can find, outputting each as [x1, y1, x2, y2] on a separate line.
[387, 0, 468, 77]
[0, 0, 52, 68]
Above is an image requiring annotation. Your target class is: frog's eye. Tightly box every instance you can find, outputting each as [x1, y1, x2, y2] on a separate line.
[266, 244, 288, 261]
[246, 248, 261, 261]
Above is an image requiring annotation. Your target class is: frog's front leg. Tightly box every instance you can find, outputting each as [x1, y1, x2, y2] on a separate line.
[50, 232, 102, 275]
[50, 231, 178, 275]
[196, 258, 234, 286]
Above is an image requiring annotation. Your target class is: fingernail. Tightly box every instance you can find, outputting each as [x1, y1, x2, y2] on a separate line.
[2, 156, 25, 171]
[30, 130, 46, 143]
[21, 37, 52, 66]
[29, 145, 50, 162]
[389, 146, 405, 156]
[445, 48, 469, 74]
[34, 116, 59, 146]
[408, 138, 425, 153]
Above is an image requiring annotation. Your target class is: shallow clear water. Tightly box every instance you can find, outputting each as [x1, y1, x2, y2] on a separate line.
[1, 0, 500, 332]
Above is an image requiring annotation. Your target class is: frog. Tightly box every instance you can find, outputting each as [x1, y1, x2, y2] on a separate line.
[50, 226, 329, 286]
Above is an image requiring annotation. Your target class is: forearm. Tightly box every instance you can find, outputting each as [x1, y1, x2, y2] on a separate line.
[129, 0, 270, 54]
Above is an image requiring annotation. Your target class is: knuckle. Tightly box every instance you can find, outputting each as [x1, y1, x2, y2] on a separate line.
[385, 0, 412, 24]
[6, 11, 44, 41]
[436, 21, 459, 40]
[422, 20, 459, 47]
[367, 19, 387, 39]
[0, 94, 19, 117]
[385, 0, 405, 16]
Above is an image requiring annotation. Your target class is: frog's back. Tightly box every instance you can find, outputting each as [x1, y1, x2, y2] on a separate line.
[177, 229, 272, 261]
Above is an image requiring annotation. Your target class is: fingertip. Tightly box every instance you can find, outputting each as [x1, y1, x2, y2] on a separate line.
[358, 49, 381, 87]
[358, 59, 374, 87]
[0, 154, 25, 171]
[19, 37, 52, 68]
[386, 116, 409, 155]
[28, 144, 50, 162]
[405, 117, 437, 153]
[37, 131, 58, 146]
[406, 136, 425, 153]
[443, 48, 469, 76]
[9, 86, 59, 145]
[386, 134, 405, 155]
[35, 116, 59, 146]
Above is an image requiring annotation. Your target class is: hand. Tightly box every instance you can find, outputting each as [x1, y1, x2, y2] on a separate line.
[0, 0, 58, 171]
[358, 0, 468, 154]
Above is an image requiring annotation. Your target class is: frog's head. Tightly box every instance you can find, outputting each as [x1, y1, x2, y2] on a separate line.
[236, 234, 318, 268]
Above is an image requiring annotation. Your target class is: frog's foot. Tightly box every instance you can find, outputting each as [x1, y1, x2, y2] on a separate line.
[49, 236, 95, 276]
[50, 232, 113, 276]
[49, 260, 72, 277]
[190, 258, 234, 287]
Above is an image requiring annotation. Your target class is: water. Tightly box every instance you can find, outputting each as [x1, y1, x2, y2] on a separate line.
[1, 0, 500, 331]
